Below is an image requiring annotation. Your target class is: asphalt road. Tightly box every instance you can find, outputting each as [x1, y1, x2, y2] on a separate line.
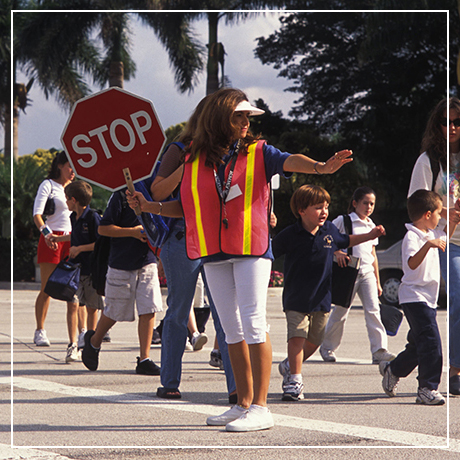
[1, 284, 459, 459]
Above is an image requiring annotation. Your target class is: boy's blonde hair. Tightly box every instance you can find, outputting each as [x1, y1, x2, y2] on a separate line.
[290, 185, 331, 219]
[407, 189, 442, 222]
[65, 180, 93, 207]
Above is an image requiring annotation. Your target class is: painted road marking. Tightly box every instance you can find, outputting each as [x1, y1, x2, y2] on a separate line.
[2, 376, 454, 449]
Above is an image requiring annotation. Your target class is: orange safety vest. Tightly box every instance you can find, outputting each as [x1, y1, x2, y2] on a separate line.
[181, 140, 271, 260]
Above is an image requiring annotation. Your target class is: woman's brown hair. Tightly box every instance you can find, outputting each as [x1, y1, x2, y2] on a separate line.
[421, 97, 460, 171]
[186, 88, 260, 168]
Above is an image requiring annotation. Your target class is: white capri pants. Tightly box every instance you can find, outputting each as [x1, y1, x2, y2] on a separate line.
[203, 257, 271, 345]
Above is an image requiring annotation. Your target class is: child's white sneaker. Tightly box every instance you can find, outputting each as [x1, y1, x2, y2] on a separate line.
[416, 387, 445, 405]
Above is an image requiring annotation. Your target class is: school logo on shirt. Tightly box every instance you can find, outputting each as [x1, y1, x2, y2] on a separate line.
[323, 235, 333, 248]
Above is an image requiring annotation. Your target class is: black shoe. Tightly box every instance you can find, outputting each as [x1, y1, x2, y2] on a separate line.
[228, 393, 238, 404]
[82, 330, 100, 371]
[136, 357, 161, 375]
[151, 328, 161, 345]
[157, 386, 181, 399]
[450, 375, 460, 395]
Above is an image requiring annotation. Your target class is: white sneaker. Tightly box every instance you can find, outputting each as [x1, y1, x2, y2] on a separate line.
[416, 387, 445, 405]
[372, 348, 396, 364]
[278, 357, 291, 386]
[65, 343, 79, 363]
[225, 405, 274, 432]
[77, 329, 86, 350]
[185, 338, 193, 351]
[34, 329, 50, 347]
[319, 346, 336, 362]
[191, 332, 208, 351]
[206, 405, 248, 426]
[380, 361, 399, 397]
[282, 380, 305, 401]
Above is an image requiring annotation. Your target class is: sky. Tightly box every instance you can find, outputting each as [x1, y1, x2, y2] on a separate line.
[13, 11, 298, 157]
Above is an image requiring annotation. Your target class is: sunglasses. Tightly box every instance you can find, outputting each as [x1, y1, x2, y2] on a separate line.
[441, 117, 460, 127]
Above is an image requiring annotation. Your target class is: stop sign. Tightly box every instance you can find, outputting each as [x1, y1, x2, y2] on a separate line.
[61, 87, 166, 191]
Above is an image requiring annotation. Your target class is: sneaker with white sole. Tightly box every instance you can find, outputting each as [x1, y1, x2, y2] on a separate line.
[225, 404, 274, 432]
[34, 329, 50, 347]
[319, 346, 336, 362]
[416, 387, 445, 406]
[278, 357, 291, 386]
[282, 380, 305, 401]
[191, 332, 208, 351]
[184, 338, 193, 351]
[372, 348, 396, 364]
[206, 405, 248, 426]
[209, 350, 224, 369]
[380, 361, 399, 397]
[65, 343, 79, 363]
[77, 329, 86, 350]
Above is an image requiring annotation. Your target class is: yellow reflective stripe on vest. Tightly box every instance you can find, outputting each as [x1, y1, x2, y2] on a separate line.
[243, 143, 257, 254]
[191, 155, 208, 256]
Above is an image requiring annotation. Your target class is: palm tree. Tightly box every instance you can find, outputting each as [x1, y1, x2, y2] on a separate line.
[12, 3, 204, 160]
[149, 1, 287, 95]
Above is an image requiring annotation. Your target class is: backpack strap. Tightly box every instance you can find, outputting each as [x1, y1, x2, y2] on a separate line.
[428, 155, 440, 191]
[342, 214, 353, 256]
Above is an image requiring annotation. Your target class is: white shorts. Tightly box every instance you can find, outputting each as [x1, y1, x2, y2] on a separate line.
[203, 257, 271, 345]
[104, 263, 163, 322]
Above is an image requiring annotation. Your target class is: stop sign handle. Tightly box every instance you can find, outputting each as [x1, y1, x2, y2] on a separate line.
[123, 168, 141, 216]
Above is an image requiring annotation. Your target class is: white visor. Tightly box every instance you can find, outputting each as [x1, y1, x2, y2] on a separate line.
[234, 100, 265, 116]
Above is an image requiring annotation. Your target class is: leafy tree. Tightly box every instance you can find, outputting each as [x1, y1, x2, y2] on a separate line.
[255, 11, 447, 222]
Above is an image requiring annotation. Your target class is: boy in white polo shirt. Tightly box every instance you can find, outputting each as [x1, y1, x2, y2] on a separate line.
[379, 189, 449, 405]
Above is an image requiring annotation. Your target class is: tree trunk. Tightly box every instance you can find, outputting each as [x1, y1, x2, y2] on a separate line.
[109, 61, 124, 88]
[12, 104, 19, 161]
[206, 12, 219, 96]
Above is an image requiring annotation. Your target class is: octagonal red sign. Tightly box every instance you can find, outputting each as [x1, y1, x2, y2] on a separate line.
[61, 87, 166, 191]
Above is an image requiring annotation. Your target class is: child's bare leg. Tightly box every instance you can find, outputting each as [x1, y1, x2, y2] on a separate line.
[138, 313, 155, 361]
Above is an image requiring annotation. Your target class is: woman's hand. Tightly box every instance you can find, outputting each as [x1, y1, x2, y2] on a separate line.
[126, 190, 148, 212]
[45, 233, 58, 251]
[320, 150, 353, 174]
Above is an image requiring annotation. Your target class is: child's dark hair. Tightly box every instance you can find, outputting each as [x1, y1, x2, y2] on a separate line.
[47, 151, 69, 180]
[290, 185, 331, 219]
[407, 189, 442, 222]
[65, 180, 93, 207]
[348, 186, 375, 213]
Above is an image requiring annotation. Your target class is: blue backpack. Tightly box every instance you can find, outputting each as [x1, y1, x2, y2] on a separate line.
[134, 142, 183, 250]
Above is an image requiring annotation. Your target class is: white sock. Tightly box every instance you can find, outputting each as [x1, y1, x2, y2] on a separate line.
[291, 374, 303, 384]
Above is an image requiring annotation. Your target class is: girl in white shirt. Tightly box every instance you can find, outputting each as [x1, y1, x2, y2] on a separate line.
[32, 151, 74, 347]
[320, 186, 395, 364]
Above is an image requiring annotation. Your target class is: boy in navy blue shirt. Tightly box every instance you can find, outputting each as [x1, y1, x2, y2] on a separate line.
[81, 186, 163, 375]
[51, 181, 104, 363]
[273, 185, 385, 401]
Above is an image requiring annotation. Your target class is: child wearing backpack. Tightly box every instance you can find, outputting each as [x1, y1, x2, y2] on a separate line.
[320, 186, 396, 365]
[81, 184, 163, 375]
[49, 180, 104, 363]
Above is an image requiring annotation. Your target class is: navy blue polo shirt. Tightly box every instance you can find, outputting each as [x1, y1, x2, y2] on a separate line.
[273, 219, 349, 313]
[100, 189, 156, 271]
[70, 207, 100, 276]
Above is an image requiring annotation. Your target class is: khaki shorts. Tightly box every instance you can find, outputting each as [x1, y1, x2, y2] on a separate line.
[285, 310, 329, 345]
[75, 275, 104, 310]
[104, 263, 163, 322]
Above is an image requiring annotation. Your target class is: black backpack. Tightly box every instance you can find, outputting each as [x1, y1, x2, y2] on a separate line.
[89, 193, 127, 296]
[90, 234, 111, 296]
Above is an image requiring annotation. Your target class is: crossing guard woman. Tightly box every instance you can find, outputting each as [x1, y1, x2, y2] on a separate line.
[127, 88, 352, 432]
